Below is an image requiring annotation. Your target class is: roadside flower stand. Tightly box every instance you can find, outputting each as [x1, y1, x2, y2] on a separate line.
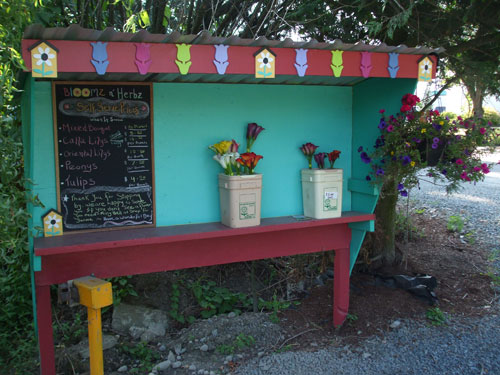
[20, 25, 439, 374]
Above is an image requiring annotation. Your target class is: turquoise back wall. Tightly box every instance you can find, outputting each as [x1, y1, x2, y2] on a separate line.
[153, 83, 352, 225]
[28, 82, 353, 229]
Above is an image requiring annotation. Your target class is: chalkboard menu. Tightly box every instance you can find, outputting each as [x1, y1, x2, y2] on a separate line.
[53, 82, 155, 232]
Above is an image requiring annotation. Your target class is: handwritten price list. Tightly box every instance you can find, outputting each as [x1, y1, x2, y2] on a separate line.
[53, 83, 154, 231]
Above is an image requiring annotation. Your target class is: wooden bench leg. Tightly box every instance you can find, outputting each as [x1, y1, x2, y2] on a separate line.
[333, 247, 350, 326]
[36, 285, 56, 375]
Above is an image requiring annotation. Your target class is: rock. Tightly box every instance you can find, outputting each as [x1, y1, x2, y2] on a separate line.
[153, 360, 171, 371]
[209, 371, 215, 375]
[258, 352, 265, 357]
[211, 329, 218, 337]
[172, 361, 182, 369]
[200, 344, 209, 352]
[117, 365, 128, 372]
[310, 342, 318, 347]
[228, 312, 236, 318]
[167, 351, 176, 362]
[176, 355, 182, 360]
[189, 364, 197, 370]
[362, 352, 371, 359]
[200, 337, 207, 343]
[76, 335, 118, 359]
[390, 320, 401, 329]
[225, 355, 233, 362]
[174, 343, 185, 355]
[197, 370, 204, 375]
[112, 303, 168, 342]
[204, 371, 210, 375]
[159, 344, 166, 352]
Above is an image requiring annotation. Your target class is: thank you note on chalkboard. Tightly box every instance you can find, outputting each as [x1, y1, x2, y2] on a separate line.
[53, 82, 155, 232]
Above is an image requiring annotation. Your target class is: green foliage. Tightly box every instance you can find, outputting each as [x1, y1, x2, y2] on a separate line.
[426, 307, 447, 326]
[258, 293, 296, 323]
[484, 249, 500, 286]
[54, 311, 86, 347]
[447, 215, 464, 233]
[107, 276, 138, 305]
[215, 333, 255, 355]
[190, 279, 251, 319]
[483, 109, 500, 127]
[274, 344, 293, 353]
[119, 341, 160, 373]
[346, 313, 358, 324]
[169, 281, 195, 324]
[395, 211, 422, 240]
[0, 120, 42, 372]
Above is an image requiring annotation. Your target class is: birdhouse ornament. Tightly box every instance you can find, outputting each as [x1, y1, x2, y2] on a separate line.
[417, 56, 433, 82]
[42, 209, 63, 237]
[254, 48, 276, 79]
[29, 41, 58, 78]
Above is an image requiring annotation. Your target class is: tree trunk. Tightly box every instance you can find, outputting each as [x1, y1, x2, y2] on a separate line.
[373, 178, 399, 266]
[463, 80, 485, 119]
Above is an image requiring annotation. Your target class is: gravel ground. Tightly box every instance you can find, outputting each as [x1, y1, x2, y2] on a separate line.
[406, 147, 500, 251]
[236, 315, 500, 375]
[235, 148, 500, 375]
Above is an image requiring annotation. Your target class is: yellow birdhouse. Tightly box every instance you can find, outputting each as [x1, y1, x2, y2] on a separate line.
[254, 48, 276, 79]
[29, 41, 58, 78]
[42, 209, 63, 237]
[417, 56, 433, 82]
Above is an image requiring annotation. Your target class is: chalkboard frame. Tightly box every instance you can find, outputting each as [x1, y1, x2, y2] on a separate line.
[52, 81, 156, 233]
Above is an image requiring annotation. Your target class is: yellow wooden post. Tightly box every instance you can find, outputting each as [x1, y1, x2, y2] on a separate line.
[73, 276, 113, 375]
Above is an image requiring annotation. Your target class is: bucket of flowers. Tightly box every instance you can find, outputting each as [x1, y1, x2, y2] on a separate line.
[209, 122, 265, 228]
[299, 143, 343, 219]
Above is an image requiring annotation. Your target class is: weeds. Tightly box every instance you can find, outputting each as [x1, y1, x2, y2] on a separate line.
[447, 215, 464, 233]
[54, 311, 87, 347]
[258, 293, 299, 323]
[426, 307, 447, 326]
[102, 276, 138, 309]
[119, 342, 160, 373]
[191, 279, 252, 319]
[216, 333, 255, 354]
[346, 313, 359, 325]
[169, 281, 195, 324]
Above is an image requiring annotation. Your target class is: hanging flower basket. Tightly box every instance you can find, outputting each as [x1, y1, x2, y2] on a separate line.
[417, 138, 448, 167]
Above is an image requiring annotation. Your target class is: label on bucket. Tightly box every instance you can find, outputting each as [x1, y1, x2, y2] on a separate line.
[239, 193, 256, 220]
[323, 189, 338, 211]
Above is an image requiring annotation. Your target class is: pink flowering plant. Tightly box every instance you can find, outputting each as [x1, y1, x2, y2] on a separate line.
[358, 93, 498, 194]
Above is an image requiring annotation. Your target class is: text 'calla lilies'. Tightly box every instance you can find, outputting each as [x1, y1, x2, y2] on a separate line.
[237, 152, 264, 174]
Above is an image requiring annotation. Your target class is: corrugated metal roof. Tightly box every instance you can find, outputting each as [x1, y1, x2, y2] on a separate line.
[24, 24, 444, 55]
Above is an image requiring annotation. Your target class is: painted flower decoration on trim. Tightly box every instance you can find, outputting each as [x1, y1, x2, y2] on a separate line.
[420, 62, 431, 75]
[44, 214, 61, 230]
[257, 52, 274, 69]
[33, 47, 55, 67]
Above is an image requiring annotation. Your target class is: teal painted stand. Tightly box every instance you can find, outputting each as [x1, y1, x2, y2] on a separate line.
[22, 74, 416, 375]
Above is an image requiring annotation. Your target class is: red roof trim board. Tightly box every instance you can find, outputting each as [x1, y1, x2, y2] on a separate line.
[22, 38, 438, 80]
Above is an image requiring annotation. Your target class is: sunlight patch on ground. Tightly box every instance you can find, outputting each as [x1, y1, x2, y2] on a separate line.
[426, 190, 497, 204]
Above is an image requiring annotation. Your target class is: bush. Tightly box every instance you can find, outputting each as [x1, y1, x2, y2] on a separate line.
[0, 120, 41, 373]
